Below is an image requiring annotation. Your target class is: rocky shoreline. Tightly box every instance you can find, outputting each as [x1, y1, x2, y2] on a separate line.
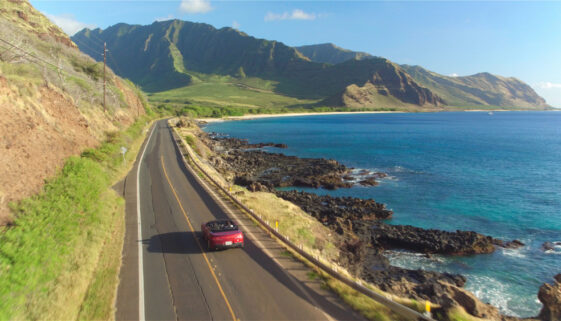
[194, 122, 559, 320]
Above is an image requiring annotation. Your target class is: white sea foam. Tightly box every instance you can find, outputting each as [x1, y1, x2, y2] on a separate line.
[347, 168, 396, 184]
[389, 165, 424, 174]
[467, 275, 519, 317]
[500, 247, 527, 259]
[386, 250, 543, 317]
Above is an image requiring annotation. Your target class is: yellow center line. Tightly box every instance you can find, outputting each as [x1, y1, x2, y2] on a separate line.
[160, 155, 238, 321]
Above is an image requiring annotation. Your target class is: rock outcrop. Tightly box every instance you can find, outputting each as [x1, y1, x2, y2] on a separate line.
[275, 190, 392, 235]
[370, 223, 523, 255]
[205, 136, 353, 190]
[538, 274, 561, 321]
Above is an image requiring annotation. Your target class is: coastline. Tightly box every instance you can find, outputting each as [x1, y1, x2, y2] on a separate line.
[197, 110, 403, 123]
[201, 113, 561, 319]
[197, 109, 558, 123]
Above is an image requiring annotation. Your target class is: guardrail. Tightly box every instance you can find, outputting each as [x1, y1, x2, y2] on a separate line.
[169, 121, 433, 321]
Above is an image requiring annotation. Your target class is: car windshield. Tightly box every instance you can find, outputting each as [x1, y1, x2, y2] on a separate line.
[207, 220, 238, 233]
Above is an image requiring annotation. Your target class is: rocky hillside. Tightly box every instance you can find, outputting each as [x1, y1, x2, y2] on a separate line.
[0, 0, 147, 225]
[72, 20, 443, 109]
[400, 65, 548, 109]
[321, 59, 444, 107]
[299, 42, 548, 109]
[295, 43, 373, 65]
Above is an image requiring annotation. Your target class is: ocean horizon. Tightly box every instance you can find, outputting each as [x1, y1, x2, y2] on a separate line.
[204, 111, 561, 317]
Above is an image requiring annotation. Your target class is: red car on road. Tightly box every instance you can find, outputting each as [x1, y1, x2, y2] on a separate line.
[201, 219, 244, 250]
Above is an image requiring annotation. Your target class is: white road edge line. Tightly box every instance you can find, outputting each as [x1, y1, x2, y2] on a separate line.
[170, 125, 336, 321]
[137, 123, 157, 321]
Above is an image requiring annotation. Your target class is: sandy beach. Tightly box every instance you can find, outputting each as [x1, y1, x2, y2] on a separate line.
[197, 110, 402, 123]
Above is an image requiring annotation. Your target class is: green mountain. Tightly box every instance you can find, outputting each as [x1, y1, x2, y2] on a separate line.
[72, 20, 547, 110]
[72, 20, 442, 109]
[296, 42, 548, 109]
[400, 65, 548, 108]
[295, 43, 373, 65]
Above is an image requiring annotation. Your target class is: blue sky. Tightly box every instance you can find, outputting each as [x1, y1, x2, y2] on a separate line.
[31, 0, 561, 107]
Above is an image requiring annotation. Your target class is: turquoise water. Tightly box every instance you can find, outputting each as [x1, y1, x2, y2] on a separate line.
[204, 112, 561, 317]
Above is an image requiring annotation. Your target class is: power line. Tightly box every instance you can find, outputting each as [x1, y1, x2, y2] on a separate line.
[73, 37, 125, 79]
[0, 37, 108, 107]
[0, 37, 64, 73]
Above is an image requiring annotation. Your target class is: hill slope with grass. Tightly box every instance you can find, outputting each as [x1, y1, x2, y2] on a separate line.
[0, 0, 148, 225]
[295, 43, 374, 65]
[72, 20, 443, 110]
[0, 1, 154, 320]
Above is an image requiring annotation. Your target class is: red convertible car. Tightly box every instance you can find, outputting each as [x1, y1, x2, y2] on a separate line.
[201, 219, 244, 250]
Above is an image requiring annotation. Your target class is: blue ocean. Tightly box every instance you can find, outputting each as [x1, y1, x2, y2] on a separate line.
[204, 111, 561, 317]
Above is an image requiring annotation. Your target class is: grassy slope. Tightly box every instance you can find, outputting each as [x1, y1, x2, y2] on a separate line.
[149, 80, 319, 111]
[0, 2, 157, 318]
[0, 114, 155, 320]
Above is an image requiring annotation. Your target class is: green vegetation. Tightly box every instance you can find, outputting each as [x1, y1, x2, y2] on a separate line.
[0, 115, 155, 320]
[70, 57, 104, 81]
[0, 61, 43, 85]
[149, 80, 319, 116]
[72, 19, 548, 113]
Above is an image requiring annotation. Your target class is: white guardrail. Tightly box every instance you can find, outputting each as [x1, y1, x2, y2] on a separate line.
[170, 121, 433, 321]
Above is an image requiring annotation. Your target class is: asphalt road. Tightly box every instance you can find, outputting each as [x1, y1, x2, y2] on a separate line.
[116, 120, 366, 321]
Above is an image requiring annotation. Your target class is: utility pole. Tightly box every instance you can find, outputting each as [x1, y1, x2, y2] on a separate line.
[103, 42, 107, 113]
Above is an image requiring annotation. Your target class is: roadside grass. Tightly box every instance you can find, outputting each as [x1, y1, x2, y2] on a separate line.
[0, 157, 111, 320]
[234, 190, 340, 261]
[77, 194, 125, 321]
[325, 276, 404, 321]
[0, 114, 156, 320]
[442, 307, 487, 321]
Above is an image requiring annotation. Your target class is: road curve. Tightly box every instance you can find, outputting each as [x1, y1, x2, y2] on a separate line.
[116, 119, 366, 321]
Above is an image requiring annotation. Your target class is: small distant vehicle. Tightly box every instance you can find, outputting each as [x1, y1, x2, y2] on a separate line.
[201, 219, 244, 250]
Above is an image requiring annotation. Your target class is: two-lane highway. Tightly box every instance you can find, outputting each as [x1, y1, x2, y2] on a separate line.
[116, 120, 366, 320]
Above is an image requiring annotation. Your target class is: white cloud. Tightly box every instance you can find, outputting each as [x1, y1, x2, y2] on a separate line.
[155, 14, 175, 22]
[232, 20, 241, 29]
[179, 0, 212, 14]
[264, 9, 317, 22]
[537, 82, 561, 89]
[449, 73, 459, 77]
[46, 14, 95, 36]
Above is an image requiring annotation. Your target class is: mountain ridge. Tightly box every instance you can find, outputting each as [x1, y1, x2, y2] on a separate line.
[72, 20, 443, 109]
[294, 43, 548, 109]
[72, 19, 547, 110]
[295, 43, 373, 65]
